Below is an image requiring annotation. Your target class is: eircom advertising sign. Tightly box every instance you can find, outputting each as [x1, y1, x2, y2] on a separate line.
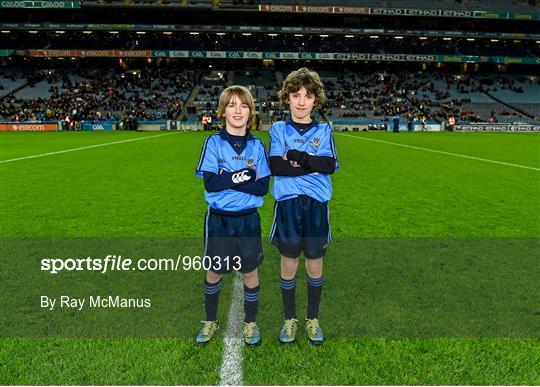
[0, 122, 57, 131]
[81, 122, 114, 131]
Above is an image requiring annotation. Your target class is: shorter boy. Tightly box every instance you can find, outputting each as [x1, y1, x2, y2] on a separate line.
[195, 85, 271, 346]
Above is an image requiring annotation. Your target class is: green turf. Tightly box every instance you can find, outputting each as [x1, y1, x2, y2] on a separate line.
[344, 131, 540, 168]
[1, 131, 538, 237]
[1, 130, 539, 384]
[0, 338, 224, 385]
[243, 338, 540, 385]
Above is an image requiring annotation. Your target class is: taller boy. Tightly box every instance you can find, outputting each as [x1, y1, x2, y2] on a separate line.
[269, 68, 338, 345]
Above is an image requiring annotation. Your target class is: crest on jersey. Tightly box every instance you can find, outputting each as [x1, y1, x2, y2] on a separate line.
[310, 137, 320, 150]
[247, 158, 256, 169]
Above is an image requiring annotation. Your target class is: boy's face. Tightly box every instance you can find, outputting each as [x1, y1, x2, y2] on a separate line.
[224, 93, 250, 131]
[288, 86, 315, 123]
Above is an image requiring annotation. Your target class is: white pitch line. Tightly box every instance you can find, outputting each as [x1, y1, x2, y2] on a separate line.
[0, 131, 181, 164]
[339, 133, 540, 171]
[219, 273, 244, 386]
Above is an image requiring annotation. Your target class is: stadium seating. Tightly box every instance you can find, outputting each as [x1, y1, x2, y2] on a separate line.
[317, 69, 537, 123]
[2, 66, 537, 124]
[0, 71, 29, 98]
[0, 67, 195, 122]
[477, 74, 540, 119]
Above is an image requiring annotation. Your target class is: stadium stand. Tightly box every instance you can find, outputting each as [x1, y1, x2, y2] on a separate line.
[185, 71, 226, 124]
[476, 74, 540, 119]
[317, 69, 537, 123]
[0, 71, 29, 98]
[0, 67, 195, 122]
[2, 31, 538, 58]
[1, 65, 538, 124]
[0, 0, 538, 127]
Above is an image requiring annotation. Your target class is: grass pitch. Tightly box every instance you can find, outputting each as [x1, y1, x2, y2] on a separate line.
[1, 130, 539, 385]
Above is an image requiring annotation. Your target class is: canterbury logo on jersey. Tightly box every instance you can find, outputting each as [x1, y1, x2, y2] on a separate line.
[231, 170, 252, 184]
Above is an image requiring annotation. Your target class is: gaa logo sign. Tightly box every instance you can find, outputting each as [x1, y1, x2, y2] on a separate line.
[263, 52, 280, 59]
[92, 125, 105, 131]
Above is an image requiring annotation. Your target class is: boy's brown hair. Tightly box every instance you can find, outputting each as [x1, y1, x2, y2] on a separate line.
[279, 67, 326, 107]
[217, 85, 256, 128]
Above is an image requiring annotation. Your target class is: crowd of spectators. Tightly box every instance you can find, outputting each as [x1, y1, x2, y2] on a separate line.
[318, 70, 537, 123]
[0, 66, 196, 124]
[1, 65, 537, 125]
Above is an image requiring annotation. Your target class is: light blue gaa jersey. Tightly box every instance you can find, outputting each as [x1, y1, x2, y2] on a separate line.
[196, 129, 271, 212]
[269, 117, 339, 202]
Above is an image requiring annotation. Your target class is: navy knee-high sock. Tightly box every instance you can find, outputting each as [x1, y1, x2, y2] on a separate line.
[204, 278, 222, 321]
[280, 277, 297, 319]
[307, 275, 324, 319]
[244, 285, 260, 323]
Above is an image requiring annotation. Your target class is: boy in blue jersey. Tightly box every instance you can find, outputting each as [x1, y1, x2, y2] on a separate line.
[269, 68, 338, 345]
[195, 85, 271, 346]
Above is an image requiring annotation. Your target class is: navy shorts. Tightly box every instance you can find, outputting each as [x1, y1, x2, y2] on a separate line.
[204, 209, 263, 274]
[269, 195, 332, 259]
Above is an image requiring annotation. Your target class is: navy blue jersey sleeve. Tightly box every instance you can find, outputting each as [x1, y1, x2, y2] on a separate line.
[316, 124, 339, 171]
[269, 156, 311, 176]
[305, 155, 337, 174]
[232, 175, 270, 196]
[203, 169, 257, 192]
[286, 150, 336, 174]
